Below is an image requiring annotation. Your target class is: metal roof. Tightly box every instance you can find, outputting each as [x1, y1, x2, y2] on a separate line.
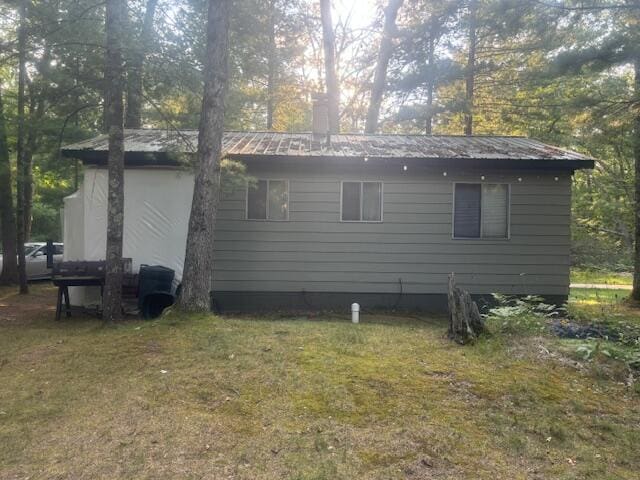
[61, 129, 594, 167]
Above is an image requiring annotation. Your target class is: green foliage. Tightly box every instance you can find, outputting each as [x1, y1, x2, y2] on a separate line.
[571, 267, 632, 285]
[0, 0, 316, 243]
[567, 287, 640, 380]
[485, 293, 561, 334]
[220, 158, 253, 197]
[30, 203, 61, 241]
[574, 339, 640, 369]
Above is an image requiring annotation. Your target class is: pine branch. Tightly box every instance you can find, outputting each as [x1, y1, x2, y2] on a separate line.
[532, 0, 640, 11]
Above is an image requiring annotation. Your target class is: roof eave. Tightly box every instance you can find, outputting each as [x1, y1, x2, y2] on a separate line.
[61, 149, 594, 171]
[61, 149, 186, 167]
[229, 153, 595, 171]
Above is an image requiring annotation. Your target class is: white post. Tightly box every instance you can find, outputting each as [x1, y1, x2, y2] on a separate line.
[351, 303, 360, 324]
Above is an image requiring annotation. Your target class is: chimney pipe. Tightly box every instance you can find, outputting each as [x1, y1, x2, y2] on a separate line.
[312, 93, 329, 142]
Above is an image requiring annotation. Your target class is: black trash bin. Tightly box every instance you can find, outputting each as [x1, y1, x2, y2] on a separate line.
[138, 265, 175, 318]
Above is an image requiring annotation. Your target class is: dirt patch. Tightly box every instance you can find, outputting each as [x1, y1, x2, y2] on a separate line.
[17, 343, 60, 366]
[551, 319, 622, 341]
[0, 284, 58, 325]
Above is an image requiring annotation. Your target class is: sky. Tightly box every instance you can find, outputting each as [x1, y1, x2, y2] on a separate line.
[333, 0, 379, 29]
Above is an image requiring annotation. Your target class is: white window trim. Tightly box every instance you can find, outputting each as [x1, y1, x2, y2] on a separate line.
[451, 182, 511, 240]
[245, 178, 290, 221]
[340, 180, 384, 223]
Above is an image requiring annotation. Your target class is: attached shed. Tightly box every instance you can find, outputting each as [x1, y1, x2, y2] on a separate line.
[61, 129, 594, 311]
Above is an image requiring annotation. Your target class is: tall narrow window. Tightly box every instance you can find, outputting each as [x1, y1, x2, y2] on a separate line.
[268, 180, 288, 221]
[247, 179, 289, 220]
[453, 183, 481, 238]
[481, 184, 508, 238]
[341, 181, 382, 222]
[362, 182, 382, 221]
[247, 180, 267, 219]
[453, 183, 509, 238]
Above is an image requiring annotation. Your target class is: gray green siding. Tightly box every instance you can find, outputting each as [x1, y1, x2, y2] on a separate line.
[212, 167, 571, 296]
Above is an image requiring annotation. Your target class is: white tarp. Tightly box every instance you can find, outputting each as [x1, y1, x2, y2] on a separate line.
[62, 182, 87, 305]
[63, 166, 195, 306]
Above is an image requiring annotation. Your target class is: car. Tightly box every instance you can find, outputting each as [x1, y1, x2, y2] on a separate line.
[0, 242, 64, 280]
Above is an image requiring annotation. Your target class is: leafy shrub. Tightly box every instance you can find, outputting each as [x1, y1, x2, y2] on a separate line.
[485, 294, 562, 334]
[573, 340, 640, 389]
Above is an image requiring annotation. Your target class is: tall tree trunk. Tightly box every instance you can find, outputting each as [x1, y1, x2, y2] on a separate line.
[425, 35, 435, 135]
[177, 0, 230, 312]
[319, 0, 339, 133]
[23, 67, 47, 241]
[464, 0, 477, 136]
[102, 0, 127, 322]
[266, 0, 276, 130]
[22, 151, 33, 241]
[632, 56, 640, 300]
[0, 84, 18, 285]
[364, 0, 404, 134]
[15, 0, 28, 294]
[125, 0, 158, 128]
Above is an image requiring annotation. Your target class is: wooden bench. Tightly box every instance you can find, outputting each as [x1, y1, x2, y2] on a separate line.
[52, 260, 132, 320]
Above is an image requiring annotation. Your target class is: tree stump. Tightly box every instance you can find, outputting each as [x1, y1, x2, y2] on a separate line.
[447, 273, 484, 344]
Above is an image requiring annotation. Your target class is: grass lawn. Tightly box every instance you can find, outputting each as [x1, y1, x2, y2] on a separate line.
[570, 268, 632, 286]
[1, 285, 639, 479]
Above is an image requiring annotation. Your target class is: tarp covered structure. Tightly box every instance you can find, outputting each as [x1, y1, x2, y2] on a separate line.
[63, 167, 194, 306]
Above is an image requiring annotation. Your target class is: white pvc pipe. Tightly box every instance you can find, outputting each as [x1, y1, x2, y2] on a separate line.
[351, 303, 360, 324]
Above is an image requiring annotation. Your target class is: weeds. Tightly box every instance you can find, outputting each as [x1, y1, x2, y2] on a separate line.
[570, 267, 632, 286]
[484, 293, 561, 335]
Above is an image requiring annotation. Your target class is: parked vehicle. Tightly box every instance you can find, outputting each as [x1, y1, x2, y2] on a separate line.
[0, 242, 64, 280]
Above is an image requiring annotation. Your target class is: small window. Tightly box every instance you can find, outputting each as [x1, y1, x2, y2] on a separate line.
[341, 181, 382, 222]
[453, 183, 509, 239]
[247, 179, 289, 220]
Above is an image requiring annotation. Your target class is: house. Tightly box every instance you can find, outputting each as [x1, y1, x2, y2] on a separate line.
[60, 123, 594, 312]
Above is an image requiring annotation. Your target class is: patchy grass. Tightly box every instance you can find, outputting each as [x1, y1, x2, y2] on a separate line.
[569, 288, 636, 327]
[564, 288, 640, 383]
[0, 285, 639, 479]
[570, 268, 632, 286]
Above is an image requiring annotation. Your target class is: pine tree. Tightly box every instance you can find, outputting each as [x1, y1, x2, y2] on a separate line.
[178, 0, 230, 311]
[365, 0, 404, 133]
[0, 84, 18, 286]
[319, 0, 340, 133]
[102, 0, 127, 322]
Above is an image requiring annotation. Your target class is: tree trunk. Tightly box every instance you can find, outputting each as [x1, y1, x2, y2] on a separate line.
[125, 0, 158, 128]
[364, 0, 404, 134]
[319, 0, 339, 133]
[425, 35, 435, 135]
[0, 84, 18, 285]
[102, 0, 127, 322]
[464, 0, 477, 136]
[447, 273, 484, 344]
[15, 0, 29, 294]
[632, 55, 640, 300]
[23, 63, 48, 242]
[177, 0, 230, 312]
[22, 152, 33, 241]
[266, 0, 276, 130]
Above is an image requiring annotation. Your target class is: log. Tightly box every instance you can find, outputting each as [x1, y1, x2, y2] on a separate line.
[447, 273, 484, 344]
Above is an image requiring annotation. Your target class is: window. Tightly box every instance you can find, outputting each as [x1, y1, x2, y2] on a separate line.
[341, 181, 382, 222]
[247, 179, 288, 220]
[453, 183, 509, 239]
